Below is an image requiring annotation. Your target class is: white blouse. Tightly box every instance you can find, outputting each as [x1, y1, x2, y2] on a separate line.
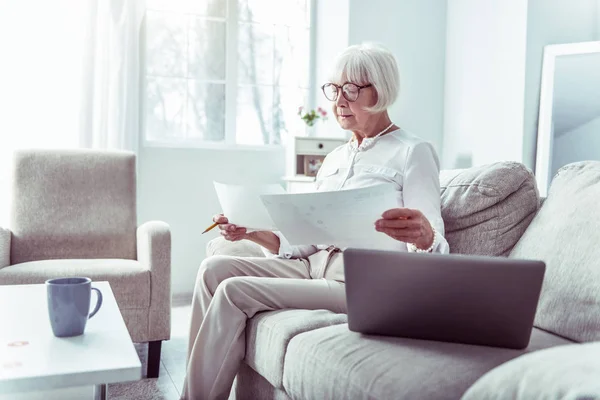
[264, 128, 450, 258]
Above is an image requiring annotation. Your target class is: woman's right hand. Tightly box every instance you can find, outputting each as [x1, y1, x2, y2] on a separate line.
[213, 214, 282, 253]
[213, 214, 248, 242]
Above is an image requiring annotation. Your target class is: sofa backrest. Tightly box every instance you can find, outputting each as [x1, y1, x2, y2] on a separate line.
[10, 149, 137, 264]
[440, 162, 539, 257]
[509, 161, 600, 343]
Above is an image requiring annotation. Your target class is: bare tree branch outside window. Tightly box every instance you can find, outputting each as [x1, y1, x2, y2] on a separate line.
[145, 0, 311, 146]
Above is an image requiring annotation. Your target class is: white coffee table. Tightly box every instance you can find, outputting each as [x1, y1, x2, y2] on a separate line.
[0, 282, 141, 400]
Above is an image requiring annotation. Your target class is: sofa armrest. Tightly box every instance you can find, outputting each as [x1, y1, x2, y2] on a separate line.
[137, 221, 171, 338]
[461, 342, 600, 400]
[0, 226, 11, 269]
[439, 168, 468, 184]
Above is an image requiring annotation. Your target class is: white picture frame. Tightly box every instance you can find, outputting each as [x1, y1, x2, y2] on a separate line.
[535, 41, 600, 197]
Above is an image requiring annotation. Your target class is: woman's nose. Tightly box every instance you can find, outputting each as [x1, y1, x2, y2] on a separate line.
[335, 90, 348, 107]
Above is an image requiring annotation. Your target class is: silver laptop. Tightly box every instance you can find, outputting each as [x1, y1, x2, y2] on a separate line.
[343, 248, 545, 349]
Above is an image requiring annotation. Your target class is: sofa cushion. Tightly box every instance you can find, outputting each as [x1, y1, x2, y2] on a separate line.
[0, 259, 150, 309]
[282, 324, 572, 400]
[440, 162, 539, 256]
[462, 342, 600, 400]
[509, 161, 600, 342]
[245, 309, 347, 389]
[232, 363, 292, 400]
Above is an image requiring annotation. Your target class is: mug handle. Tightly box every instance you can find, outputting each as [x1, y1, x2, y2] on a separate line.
[88, 287, 103, 319]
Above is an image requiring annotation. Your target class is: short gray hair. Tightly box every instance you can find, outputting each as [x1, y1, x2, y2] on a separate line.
[329, 42, 400, 113]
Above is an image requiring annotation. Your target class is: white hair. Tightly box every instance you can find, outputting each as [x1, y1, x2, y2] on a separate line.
[328, 42, 400, 113]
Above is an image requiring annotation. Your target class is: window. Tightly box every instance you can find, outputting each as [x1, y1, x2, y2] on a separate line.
[144, 0, 314, 147]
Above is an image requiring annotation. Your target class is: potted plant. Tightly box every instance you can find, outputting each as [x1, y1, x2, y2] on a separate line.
[298, 106, 328, 127]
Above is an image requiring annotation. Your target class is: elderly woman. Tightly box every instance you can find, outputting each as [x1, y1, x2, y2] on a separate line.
[182, 43, 449, 400]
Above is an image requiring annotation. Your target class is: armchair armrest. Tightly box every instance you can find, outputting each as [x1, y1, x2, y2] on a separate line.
[137, 221, 171, 340]
[0, 226, 11, 269]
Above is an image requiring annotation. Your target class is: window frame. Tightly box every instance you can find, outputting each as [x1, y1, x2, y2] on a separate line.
[141, 0, 317, 150]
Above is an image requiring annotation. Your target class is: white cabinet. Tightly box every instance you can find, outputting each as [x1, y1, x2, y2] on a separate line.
[283, 136, 347, 192]
[286, 176, 317, 193]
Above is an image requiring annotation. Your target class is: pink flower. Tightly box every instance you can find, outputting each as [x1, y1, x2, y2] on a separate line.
[297, 106, 304, 115]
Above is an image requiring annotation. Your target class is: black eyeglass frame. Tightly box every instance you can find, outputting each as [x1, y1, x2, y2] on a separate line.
[321, 82, 373, 102]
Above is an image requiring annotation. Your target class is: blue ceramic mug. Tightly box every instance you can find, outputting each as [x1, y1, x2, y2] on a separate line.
[46, 277, 103, 337]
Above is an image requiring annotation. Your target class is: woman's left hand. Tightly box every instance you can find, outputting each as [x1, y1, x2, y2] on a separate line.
[375, 208, 435, 250]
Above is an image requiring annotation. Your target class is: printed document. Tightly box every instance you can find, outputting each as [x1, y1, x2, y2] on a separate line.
[213, 182, 286, 231]
[261, 183, 400, 250]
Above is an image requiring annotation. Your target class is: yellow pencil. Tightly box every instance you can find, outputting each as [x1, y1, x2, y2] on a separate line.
[202, 222, 219, 234]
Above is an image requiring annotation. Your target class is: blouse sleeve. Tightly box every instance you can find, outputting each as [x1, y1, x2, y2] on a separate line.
[402, 142, 450, 254]
[260, 231, 320, 259]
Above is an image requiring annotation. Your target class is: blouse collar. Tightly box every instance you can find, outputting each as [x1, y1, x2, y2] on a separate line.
[348, 123, 395, 152]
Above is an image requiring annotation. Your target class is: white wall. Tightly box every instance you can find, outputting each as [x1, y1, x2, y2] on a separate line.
[137, 147, 285, 295]
[443, 0, 528, 169]
[551, 115, 600, 178]
[523, 0, 600, 171]
[443, 0, 600, 170]
[313, 0, 350, 139]
[347, 0, 447, 155]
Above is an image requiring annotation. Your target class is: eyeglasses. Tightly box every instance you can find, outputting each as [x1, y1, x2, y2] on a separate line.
[321, 82, 373, 102]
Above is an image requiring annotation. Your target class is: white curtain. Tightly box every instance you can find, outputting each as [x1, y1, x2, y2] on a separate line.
[79, 0, 146, 153]
[0, 0, 146, 227]
[0, 1, 84, 226]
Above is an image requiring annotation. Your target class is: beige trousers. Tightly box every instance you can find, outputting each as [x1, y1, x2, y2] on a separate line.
[181, 248, 346, 400]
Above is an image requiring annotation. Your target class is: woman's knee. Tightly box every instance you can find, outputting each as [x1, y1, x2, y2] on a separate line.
[213, 276, 256, 306]
[216, 276, 246, 297]
[199, 254, 230, 272]
[197, 255, 234, 291]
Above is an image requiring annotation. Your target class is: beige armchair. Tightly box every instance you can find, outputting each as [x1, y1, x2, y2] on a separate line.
[0, 149, 171, 378]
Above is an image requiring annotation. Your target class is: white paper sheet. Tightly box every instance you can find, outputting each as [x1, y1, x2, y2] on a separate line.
[260, 183, 401, 250]
[213, 182, 286, 231]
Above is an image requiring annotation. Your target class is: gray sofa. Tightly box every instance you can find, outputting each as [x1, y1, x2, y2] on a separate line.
[206, 161, 600, 400]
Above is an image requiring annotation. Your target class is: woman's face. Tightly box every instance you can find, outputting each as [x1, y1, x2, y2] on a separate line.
[330, 81, 378, 133]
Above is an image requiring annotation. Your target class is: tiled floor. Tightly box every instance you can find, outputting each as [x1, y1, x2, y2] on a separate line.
[108, 294, 194, 400]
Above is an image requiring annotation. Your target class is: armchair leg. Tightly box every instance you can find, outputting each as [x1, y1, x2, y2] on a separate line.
[147, 340, 162, 378]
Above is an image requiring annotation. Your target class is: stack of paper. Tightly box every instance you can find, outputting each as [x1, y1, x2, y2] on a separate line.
[214, 182, 285, 231]
[214, 182, 400, 250]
